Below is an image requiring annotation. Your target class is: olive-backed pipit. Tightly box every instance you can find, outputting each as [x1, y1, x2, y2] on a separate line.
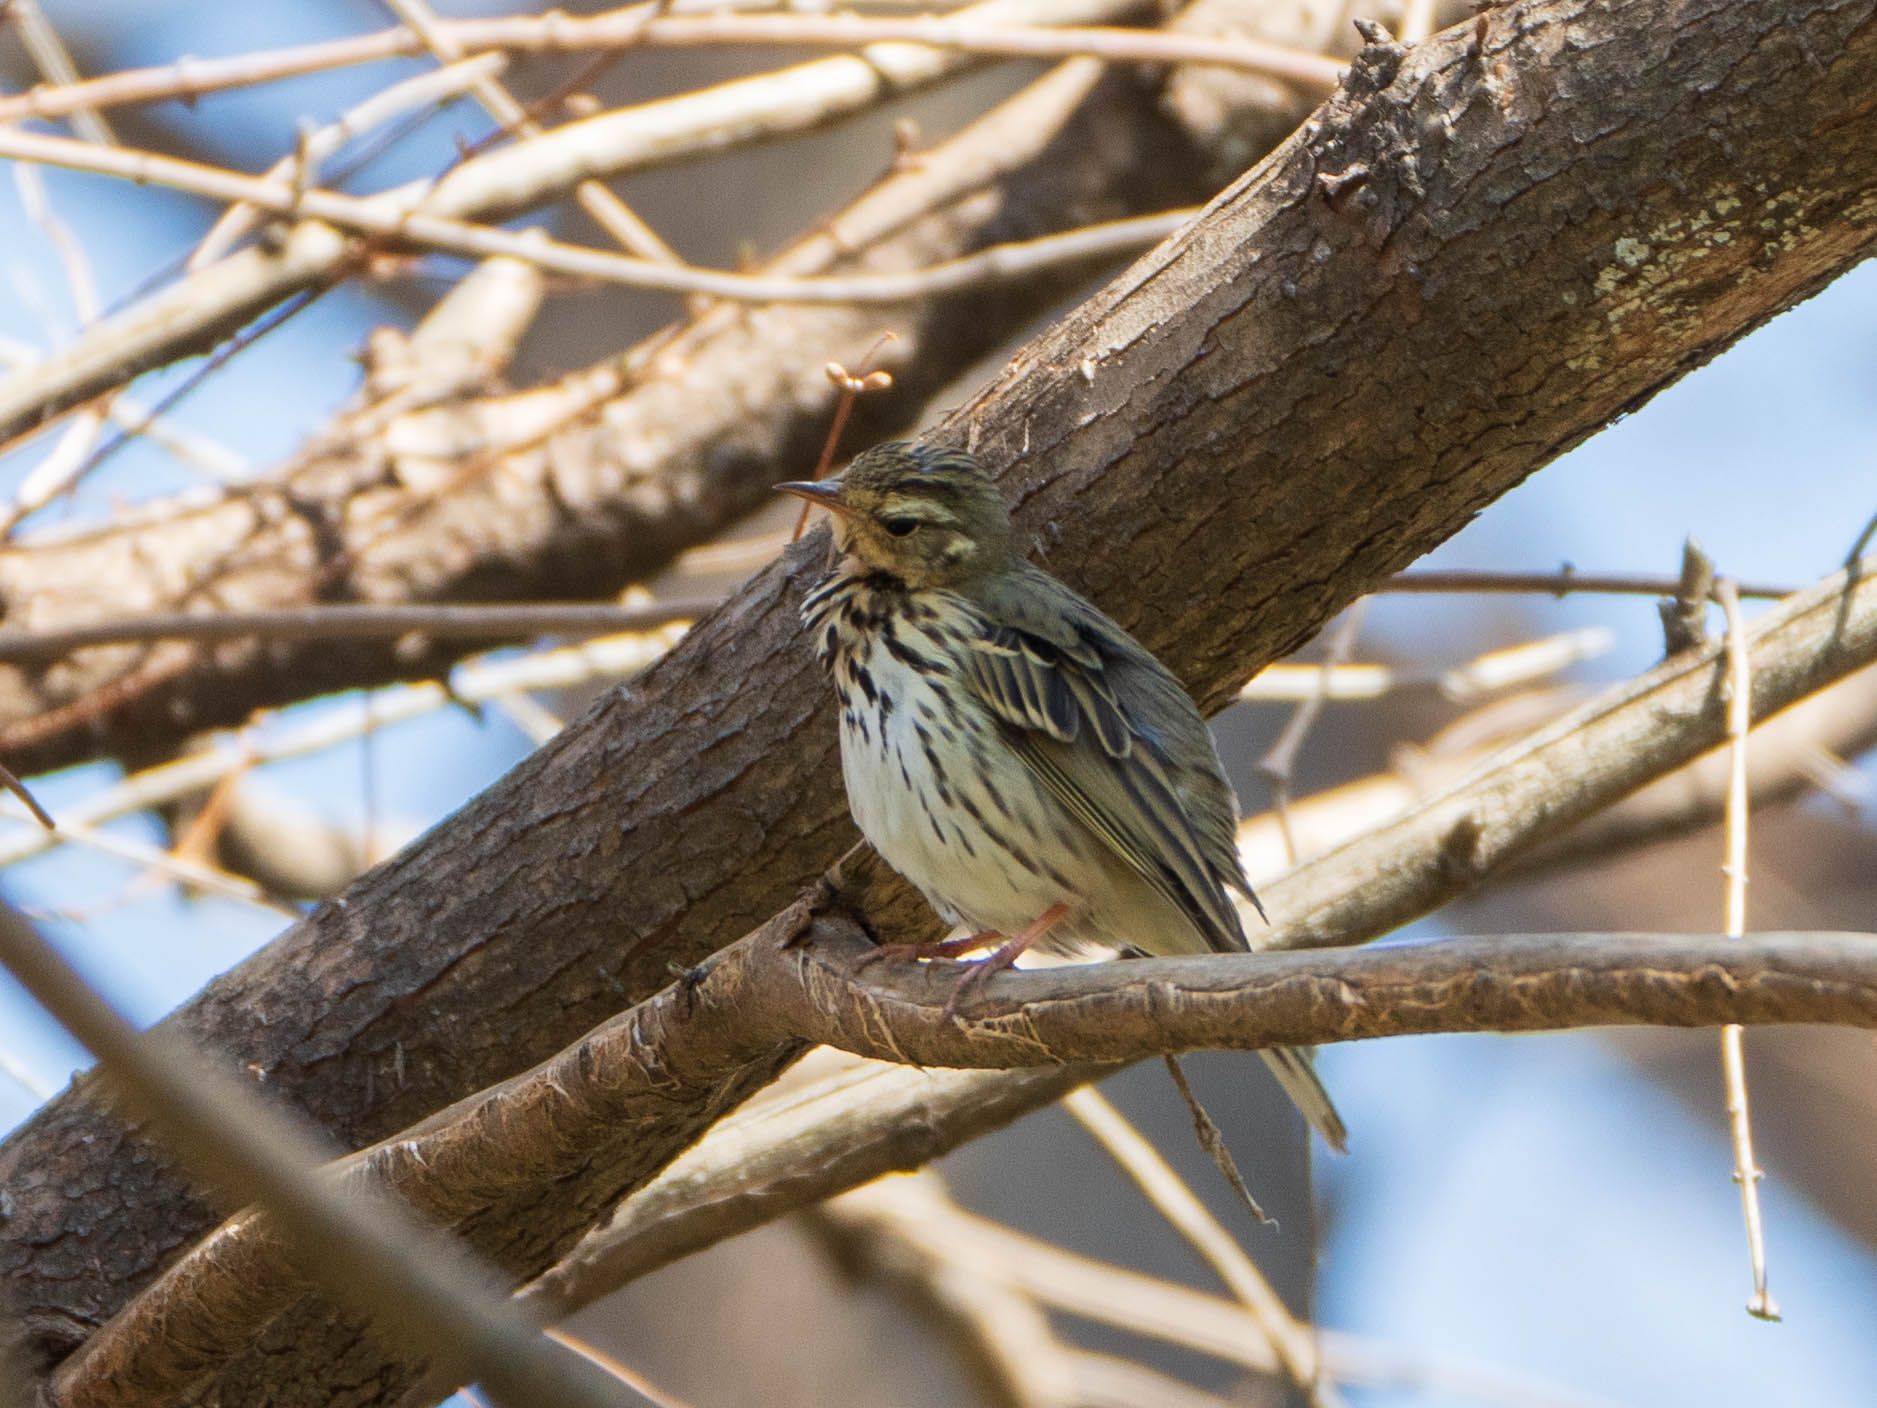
[778, 442, 1345, 1151]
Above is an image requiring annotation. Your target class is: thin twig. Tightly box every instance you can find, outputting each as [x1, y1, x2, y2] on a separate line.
[0, 125, 1194, 304]
[382, 0, 682, 266]
[0, 566, 1783, 667]
[6, 0, 114, 143]
[4, 87, 110, 531]
[0, 761, 54, 830]
[188, 53, 510, 270]
[0, 1041, 53, 1100]
[0, 9, 1343, 127]
[1712, 577, 1780, 1321]
[14, 814, 297, 916]
[0, 598, 715, 662]
[1061, 1087, 1329, 1401]
[1383, 569, 1794, 601]
[1160, 1053, 1270, 1225]
[1257, 599, 1366, 866]
[0, 624, 689, 873]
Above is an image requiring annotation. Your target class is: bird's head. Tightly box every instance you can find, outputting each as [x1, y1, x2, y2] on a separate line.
[776, 442, 1014, 589]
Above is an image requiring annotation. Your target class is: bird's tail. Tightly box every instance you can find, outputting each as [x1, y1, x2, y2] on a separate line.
[1259, 1045, 1348, 1154]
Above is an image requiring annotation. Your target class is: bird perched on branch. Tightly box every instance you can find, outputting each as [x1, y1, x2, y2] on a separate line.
[777, 441, 1346, 1152]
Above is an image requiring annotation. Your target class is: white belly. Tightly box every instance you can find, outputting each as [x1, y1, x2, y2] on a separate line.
[837, 633, 1060, 940]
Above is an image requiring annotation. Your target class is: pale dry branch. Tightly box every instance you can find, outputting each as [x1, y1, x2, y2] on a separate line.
[0, 0, 1145, 446]
[6, 0, 114, 144]
[0, 7, 1341, 130]
[1714, 577, 1778, 1321]
[0, 126, 1193, 302]
[187, 53, 511, 271]
[823, 1174, 1615, 1407]
[1062, 1087, 1325, 1397]
[381, 0, 681, 266]
[0, 903, 651, 1408]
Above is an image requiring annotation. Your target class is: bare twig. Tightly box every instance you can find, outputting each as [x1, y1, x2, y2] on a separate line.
[0, 597, 714, 662]
[381, 0, 681, 266]
[15, 814, 296, 916]
[1062, 1086, 1328, 1400]
[0, 625, 688, 872]
[0, 128, 1194, 305]
[1159, 1054, 1271, 1227]
[1383, 569, 1793, 601]
[1713, 577, 1779, 1321]
[188, 53, 510, 270]
[0, 9, 1342, 128]
[6, 0, 114, 144]
[1257, 599, 1366, 864]
[1660, 539, 1718, 655]
[0, 762, 54, 830]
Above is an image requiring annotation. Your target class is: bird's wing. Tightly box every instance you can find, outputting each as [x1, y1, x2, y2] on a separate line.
[956, 566, 1249, 953]
[961, 569, 1350, 1153]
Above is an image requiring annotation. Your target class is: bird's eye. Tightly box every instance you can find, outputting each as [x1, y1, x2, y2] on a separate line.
[882, 516, 920, 537]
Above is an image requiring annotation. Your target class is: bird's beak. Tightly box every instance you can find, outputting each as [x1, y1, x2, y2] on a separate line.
[773, 479, 851, 517]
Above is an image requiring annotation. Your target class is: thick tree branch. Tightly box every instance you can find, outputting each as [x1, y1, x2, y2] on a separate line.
[6, 0, 1877, 1398]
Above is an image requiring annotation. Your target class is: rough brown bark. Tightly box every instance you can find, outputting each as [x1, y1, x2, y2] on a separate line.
[4, 0, 1876, 1399]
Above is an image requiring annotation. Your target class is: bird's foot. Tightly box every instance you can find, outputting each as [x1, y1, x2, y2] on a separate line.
[938, 903, 1069, 1019]
[847, 929, 1001, 979]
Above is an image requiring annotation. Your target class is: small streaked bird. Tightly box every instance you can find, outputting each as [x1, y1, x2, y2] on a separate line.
[777, 442, 1346, 1152]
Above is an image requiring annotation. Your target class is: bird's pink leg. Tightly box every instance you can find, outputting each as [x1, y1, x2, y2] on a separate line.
[940, 902, 1070, 1018]
[848, 928, 1002, 977]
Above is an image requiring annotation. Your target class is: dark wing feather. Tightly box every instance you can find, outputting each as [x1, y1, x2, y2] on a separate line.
[957, 563, 1250, 954]
[960, 566, 1347, 1152]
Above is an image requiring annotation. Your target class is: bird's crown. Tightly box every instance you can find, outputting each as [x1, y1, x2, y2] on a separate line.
[777, 442, 1014, 588]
